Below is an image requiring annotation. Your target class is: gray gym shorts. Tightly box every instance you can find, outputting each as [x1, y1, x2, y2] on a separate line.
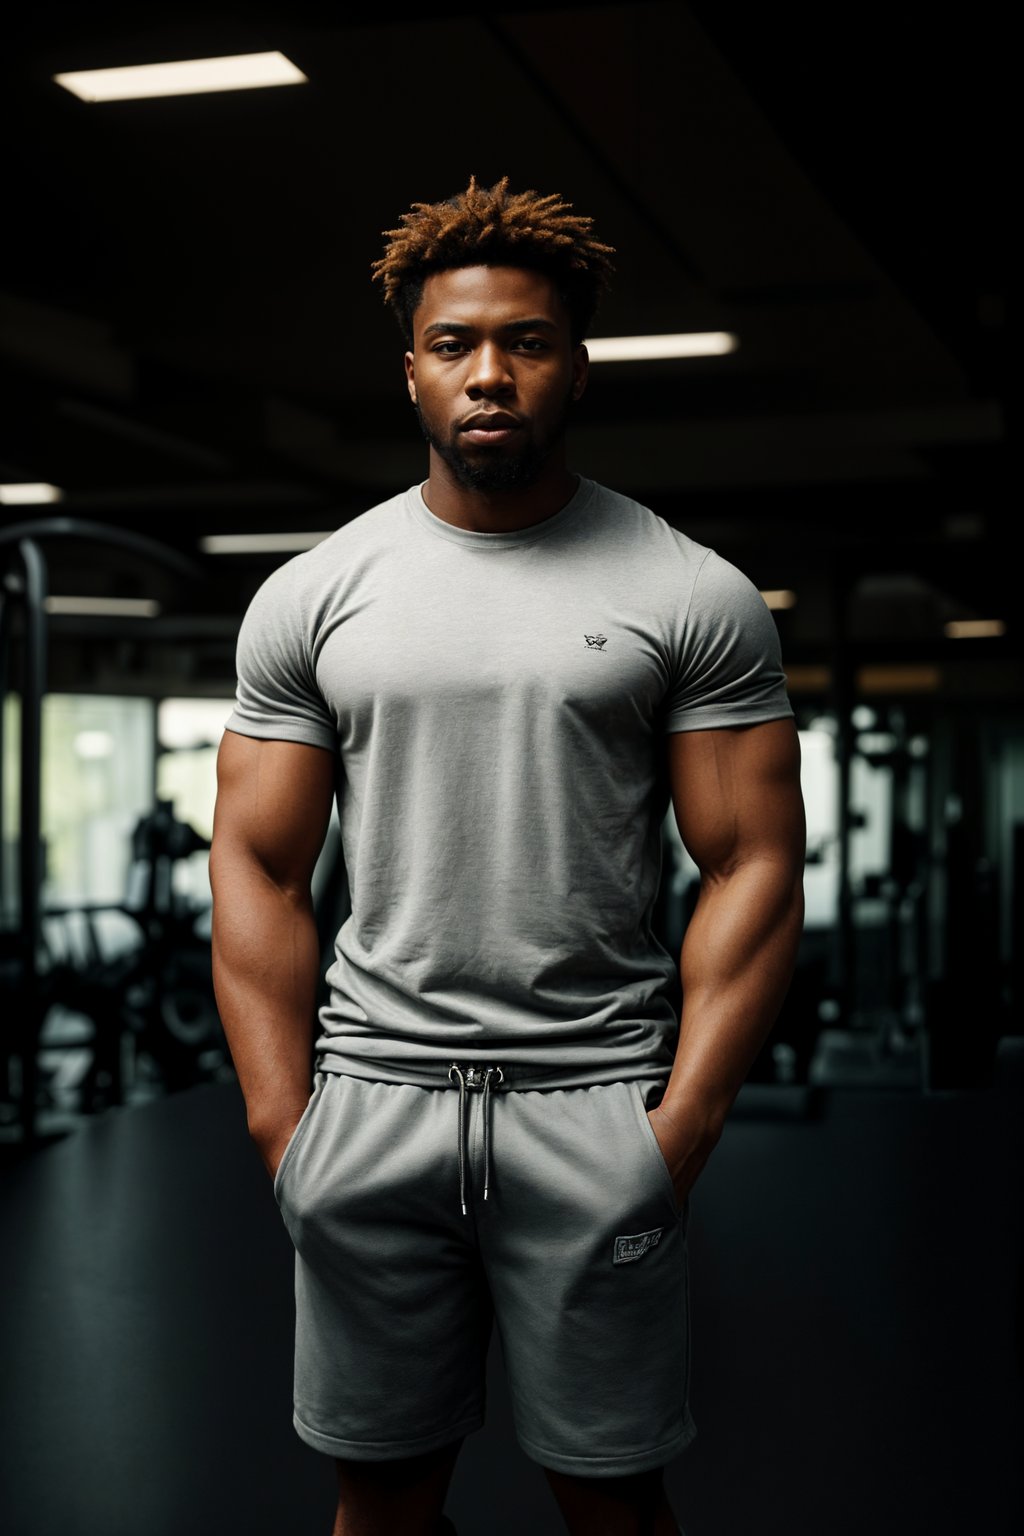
[273, 1065, 697, 1477]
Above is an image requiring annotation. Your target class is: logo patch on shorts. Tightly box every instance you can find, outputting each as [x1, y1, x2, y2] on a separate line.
[613, 1226, 665, 1265]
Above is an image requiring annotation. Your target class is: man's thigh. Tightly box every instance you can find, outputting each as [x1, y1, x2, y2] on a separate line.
[276, 1073, 493, 1461]
[478, 1079, 696, 1478]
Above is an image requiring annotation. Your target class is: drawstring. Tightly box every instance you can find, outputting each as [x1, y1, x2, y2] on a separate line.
[447, 1063, 504, 1215]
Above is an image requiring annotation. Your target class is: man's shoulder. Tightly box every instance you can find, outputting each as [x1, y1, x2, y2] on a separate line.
[236, 487, 414, 647]
[252, 487, 412, 592]
[583, 479, 712, 567]
[303, 485, 411, 560]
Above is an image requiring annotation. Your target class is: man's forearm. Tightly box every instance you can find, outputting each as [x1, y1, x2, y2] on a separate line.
[660, 858, 805, 1141]
[210, 853, 321, 1143]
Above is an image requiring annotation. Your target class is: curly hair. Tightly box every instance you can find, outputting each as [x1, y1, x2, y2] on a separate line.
[371, 175, 616, 347]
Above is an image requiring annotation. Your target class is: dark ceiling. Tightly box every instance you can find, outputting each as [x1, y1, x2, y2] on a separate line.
[0, 2, 1011, 697]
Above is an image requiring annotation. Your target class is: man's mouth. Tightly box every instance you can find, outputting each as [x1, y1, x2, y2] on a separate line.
[459, 412, 523, 446]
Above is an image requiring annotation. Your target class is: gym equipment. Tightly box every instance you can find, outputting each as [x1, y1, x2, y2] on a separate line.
[41, 797, 222, 1114]
[0, 517, 204, 1143]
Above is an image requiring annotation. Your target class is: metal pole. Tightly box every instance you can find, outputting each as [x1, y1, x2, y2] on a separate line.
[830, 563, 856, 1027]
[0, 581, 8, 925]
[0, 517, 203, 582]
[17, 539, 48, 1147]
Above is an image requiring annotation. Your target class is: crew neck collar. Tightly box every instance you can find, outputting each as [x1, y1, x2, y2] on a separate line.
[407, 475, 594, 550]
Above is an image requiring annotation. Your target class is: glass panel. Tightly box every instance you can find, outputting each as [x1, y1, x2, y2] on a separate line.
[1, 692, 19, 927]
[41, 694, 155, 909]
[800, 726, 840, 930]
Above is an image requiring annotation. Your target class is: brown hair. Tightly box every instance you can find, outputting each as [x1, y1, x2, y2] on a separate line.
[371, 175, 616, 346]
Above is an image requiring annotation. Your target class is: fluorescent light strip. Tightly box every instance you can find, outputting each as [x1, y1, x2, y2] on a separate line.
[760, 589, 797, 610]
[52, 52, 307, 103]
[201, 532, 332, 554]
[0, 482, 65, 504]
[585, 331, 738, 362]
[858, 666, 941, 693]
[944, 619, 1006, 638]
[45, 597, 160, 617]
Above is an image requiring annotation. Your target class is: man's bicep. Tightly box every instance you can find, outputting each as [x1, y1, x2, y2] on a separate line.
[212, 730, 336, 889]
[666, 719, 805, 875]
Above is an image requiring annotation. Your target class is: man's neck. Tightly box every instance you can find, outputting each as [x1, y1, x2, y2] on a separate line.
[421, 454, 579, 534]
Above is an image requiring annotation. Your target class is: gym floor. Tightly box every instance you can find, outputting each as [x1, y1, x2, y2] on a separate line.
[1, 1048, 1022, 1536]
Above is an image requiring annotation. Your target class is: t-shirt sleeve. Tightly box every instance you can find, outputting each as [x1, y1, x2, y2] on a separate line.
[664, 549, 794, 732]
[223, 564, 337, 751]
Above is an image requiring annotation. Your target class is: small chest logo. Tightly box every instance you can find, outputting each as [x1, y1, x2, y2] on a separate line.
[613, 1226, 665, 1265]
[584, 633, 608, 651]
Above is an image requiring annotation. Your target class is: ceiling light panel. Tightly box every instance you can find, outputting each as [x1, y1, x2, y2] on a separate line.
[585, 332, 738, 362]
[0, 482, 64, 503]
[944, 619, 1006, 638]
[200, 532, 332, 554]
[52, 52, 307, 103]
[44, 597, 160, 617]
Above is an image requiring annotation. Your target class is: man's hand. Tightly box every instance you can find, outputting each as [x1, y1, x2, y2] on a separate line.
[647, 1103, 719, 1209]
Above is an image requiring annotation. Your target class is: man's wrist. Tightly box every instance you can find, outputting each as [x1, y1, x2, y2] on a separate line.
[657, 1085, 729, 1150]
[249, 1100, 312, 1182]
[247, 1095, 312, 1149]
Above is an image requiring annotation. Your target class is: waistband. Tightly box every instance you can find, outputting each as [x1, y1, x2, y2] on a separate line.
[317, 1049, 670, 1092]
[318, 1052, 669, 1219]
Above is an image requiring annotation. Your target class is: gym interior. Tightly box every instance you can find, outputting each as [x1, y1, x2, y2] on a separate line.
[1, 6, 1017, 1535]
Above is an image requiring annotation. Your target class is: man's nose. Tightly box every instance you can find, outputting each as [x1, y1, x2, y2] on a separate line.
[465, 342, 514, 396]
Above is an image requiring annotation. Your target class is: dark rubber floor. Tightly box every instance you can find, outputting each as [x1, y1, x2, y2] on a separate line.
[1, 1054, 1021, 1536]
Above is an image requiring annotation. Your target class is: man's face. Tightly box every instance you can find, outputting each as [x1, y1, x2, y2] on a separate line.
[404, 265, 589, 492]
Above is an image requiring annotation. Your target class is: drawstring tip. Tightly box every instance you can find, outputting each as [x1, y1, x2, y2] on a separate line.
[483, 1186, 490, 1200]
[461, 1202, 467, 1216]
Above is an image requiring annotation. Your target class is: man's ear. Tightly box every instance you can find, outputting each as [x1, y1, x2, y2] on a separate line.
[571, 343, 590, 403]
[404, 350, 417, 404]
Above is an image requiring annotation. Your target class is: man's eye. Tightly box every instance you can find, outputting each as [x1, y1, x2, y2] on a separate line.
[515, 338, 548, 351]
[433, 341, 466, 355]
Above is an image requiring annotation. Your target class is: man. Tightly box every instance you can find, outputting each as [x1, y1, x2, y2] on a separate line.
[210, 176, 806, 1536]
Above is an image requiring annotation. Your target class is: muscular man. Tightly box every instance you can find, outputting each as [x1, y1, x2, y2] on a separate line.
[210, 176, 806, 1536]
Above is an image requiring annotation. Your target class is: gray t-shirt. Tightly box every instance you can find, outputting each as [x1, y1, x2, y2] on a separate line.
[225, 476, 793, 1089]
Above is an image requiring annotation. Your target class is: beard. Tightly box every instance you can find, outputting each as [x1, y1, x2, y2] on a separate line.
[413, 388, 575, 493]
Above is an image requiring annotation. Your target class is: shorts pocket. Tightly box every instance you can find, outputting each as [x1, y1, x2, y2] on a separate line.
[273, 1071, 326, 1206]
[628, 1080, 685, 1221]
